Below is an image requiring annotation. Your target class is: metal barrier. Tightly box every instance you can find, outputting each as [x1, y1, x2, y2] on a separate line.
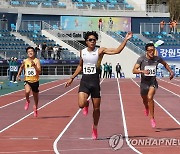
[106, 31, 145, 56]
[140, 23, 180, 34]
[1, 0, 169, 12]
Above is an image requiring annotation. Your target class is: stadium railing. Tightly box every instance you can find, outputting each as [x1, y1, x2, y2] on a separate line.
[140, 23, 180, 34]
[42, 21, 86, 51]
[106, 31, 145, 55]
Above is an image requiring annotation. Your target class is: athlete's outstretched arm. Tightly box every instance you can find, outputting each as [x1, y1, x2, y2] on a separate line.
[65, 57, 83, 87]
[17, 61, 25, 81]
[102, 32, 133, 55]
[161, 60, 174, 80]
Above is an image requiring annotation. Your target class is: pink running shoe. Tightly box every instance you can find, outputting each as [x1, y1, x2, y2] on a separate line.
[33, 105, 38, 117]
[151, 119, 156, 128]
[144, 108, 149, 116]
[92, 125, 98, 140]
[82, 100, 89, 116]
[24, 101, 30, 110]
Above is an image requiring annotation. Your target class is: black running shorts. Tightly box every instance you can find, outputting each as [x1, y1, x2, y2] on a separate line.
[79, 80, 101, 98]
[24, 81, 39, 93]
[140, 80, 158, 95]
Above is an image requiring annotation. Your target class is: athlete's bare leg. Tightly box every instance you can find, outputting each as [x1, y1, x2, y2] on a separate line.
[78, 92, 89, 108]
[147, 87, 156, 119]
[25, 84, 31, 102]
[32, 92, 39, 108]
[92, 98, 101, 128]
[141, 95, 148, 110]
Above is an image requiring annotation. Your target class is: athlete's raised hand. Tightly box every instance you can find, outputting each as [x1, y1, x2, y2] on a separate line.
[125, 31, 133, 40]
[65, 78, 73, 87]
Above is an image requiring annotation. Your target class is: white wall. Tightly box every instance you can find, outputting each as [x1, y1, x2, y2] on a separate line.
[100, 32, 140, 78]
[126, 0, 146, 11]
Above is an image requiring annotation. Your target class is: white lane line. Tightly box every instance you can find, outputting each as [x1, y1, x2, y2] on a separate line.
[0, 84, 79, 133]
[117, 78, 141, 154]
[0, 82, 66, 109]
[174, 78, 180, 82]
[158, 85, 180, 98]
[53, 109, 81, 154]
[0, 79, 59, 97]
[0, 150, 54, 153]
[158, 78, 180, 88]
[53, 79, 105, 154]
[131, 78, 180, 125]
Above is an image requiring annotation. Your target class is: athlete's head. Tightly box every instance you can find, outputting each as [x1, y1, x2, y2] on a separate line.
[145, 43, 155, 59]
[84, 31, 98, 49]
[26, 47, 36, 58]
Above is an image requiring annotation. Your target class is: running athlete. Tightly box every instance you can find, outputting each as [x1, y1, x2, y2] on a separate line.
[65, 31, 132, 139]
[17, 47, 41, 117]
[132, 43, 174, 128]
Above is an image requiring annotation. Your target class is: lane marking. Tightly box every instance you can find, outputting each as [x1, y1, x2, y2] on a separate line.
[0, 79, 59, 97]
[117, 78, 142, 154]
[158, 85, 180, 98]
[79, 137, 92, 140]
[0, 84, 79, 133]
[53, 79, 105, 154]
[0, 150, 54, 153]
[173, 78, 180, 82]
[9, 137, 39, 140]
[53, 109, 81, 154]
[158, 78, 180, 88]
[0, 82, 66, 109]
[131, 78, 180, 125]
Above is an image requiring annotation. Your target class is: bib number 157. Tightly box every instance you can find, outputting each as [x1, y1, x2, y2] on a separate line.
[83, 64, 96, 74]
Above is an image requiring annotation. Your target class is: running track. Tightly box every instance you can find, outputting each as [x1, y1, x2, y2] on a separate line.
[0, 78, 179, 154]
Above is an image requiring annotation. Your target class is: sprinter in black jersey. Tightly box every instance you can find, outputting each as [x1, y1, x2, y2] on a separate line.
[65, 31, 132, 139]
[132, 43, 174, 128]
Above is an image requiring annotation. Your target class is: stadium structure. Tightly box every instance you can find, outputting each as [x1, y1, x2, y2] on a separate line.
[0, 0, 179, 78]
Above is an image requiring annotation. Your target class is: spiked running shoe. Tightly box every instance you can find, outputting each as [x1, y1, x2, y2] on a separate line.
[24, 101, 30, 111]
[151, 119, 156, 128]
[33, 105, 38, 117]
[92, 125, 98, 140]
[82, 100, 89, 116]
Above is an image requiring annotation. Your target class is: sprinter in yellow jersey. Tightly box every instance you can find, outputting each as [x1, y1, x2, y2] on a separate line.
[17, 47, 41, 117]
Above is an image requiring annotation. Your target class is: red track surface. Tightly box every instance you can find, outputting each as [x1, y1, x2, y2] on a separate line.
[0, 78, 179, 154]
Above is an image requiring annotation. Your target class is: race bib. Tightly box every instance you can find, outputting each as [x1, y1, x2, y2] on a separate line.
[144, 65, 156, 76]
[26, 68, 36, 77]
[9, 66, 14, 72]
[13, 66, 18, 72]
[10, 66, 18, 72]
[83, 63, 96, 74]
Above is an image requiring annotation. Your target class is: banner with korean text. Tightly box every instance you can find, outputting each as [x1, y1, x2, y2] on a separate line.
[157, 47, 180, 61]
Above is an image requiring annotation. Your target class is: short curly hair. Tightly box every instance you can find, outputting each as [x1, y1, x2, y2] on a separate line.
[145, 43, 154, 51]
[84, 31, 98, 41]
[26, 46, 35, 53]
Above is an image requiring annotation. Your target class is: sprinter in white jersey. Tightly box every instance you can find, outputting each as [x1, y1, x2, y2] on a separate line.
[65, 31, 132, 139]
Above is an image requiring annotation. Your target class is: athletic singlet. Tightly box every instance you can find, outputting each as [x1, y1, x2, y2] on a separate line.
[136, 55, 163, 83]
[81, 47, 102, 81]
[24, 58, 39, 83]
